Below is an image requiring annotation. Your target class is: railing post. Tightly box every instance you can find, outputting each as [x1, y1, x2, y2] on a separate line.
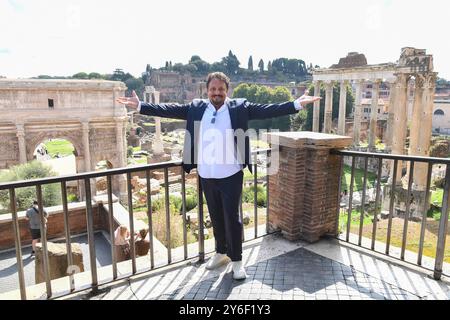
[263, 132, 352, 242]
[197, 173, 205, 262]
[434, 164, 450, 280]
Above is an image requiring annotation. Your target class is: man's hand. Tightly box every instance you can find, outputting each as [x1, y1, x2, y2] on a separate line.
[296, 89, 321, 107]
[116, 90, 140, 110]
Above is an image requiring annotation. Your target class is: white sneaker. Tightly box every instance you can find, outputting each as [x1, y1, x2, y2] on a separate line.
[231, 261, 247, 280]
[205, 253, 230, 270]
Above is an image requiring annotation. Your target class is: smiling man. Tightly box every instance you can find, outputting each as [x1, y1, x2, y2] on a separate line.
[117, 72, 320, 280]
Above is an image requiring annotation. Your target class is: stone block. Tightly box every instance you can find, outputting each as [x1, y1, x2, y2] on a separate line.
[35, 242, 84, 284]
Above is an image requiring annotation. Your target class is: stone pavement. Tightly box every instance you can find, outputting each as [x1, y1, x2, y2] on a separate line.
[61, 233, 450, 301]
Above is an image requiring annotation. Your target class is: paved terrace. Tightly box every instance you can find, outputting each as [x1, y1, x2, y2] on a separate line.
[60, 233, 450, 301]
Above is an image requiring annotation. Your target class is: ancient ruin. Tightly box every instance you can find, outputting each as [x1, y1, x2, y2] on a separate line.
[0, 79, 128, 196]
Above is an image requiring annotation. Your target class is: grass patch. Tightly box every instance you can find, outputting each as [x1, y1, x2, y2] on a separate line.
[431, 188, 443, 206]
[340, 215, 450, 263]
[339, 209, 372, 231]
[341, 164, 377, 192]
[44, 139, 74, 157]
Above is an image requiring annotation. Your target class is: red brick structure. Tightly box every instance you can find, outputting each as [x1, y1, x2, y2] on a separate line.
[0, 203, 109, 250]
[264, 132, 352, 242]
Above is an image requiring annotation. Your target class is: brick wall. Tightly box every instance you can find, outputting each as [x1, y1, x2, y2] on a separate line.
[0, 203, 109, 251]
[266, 132, 351, 243]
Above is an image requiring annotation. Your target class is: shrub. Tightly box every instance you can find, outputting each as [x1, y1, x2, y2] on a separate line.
[67, 193, 78, 203]
[242, 185, 267, 207]
[0, 161, 61, 213]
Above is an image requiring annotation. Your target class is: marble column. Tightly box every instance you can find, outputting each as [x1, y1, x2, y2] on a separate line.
[312, 81, 321, 132]
[323, 81, 333, 134]
[115, 118, 127, 168]
[82, 122, 91, 172]
[145, 86, 164, 155]
[384, 80, 397, 152]
[352, 80, 364, 147]
[368, 80, 380, 150]
[16, 124, 27, 164]
[338, 81, 348, 135]
[413, 73, 437, 190]
[153, 117, 164, 155]
[409, 74, 425, 159]
[390, 73, 408, 184]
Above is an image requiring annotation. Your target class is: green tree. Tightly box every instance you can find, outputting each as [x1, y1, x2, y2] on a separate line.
[222, 50, 240, 75]
[72, 72, 89, 79]
[0, 161, 61, 214]
[232, 83, 293, 131]
[189, 55, 210, 74]
[248, 55, 253, 71]
[88, 72, 102, 79]
[125, 78, 144, 98]
[258, 59, 264, 72]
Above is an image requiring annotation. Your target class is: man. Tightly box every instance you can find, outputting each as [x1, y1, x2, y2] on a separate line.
[25, 200, 48, 257]
[117, 72, 320, 280]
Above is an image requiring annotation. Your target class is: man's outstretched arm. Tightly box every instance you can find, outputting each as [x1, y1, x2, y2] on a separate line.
[116, 90, 189, 120]
[247, 91, 321, 120]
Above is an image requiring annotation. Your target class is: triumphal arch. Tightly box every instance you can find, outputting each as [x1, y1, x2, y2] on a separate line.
[0, 79, 128, 195]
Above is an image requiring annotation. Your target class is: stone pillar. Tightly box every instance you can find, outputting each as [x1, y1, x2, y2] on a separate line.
[390, 73, 409, 184]
[115, 118, 127, 168]
[144, 86, 164, 155]
[16, 124, 27, 164]
[353, 80, 364, 146]
[414, 73, 437, 190]
[153, 117, 165, 155]
[407, 74, 425, 189]
[82, 122, 91, 172]
[368, 80, 380, 151]
[384, 81, 397, 152]
[115, 118, 128, 199]
[338, 81, 348, 135]
[312, 81, 321, 132]
[323, 81, 334, 134]
[265, 132, 352, 242]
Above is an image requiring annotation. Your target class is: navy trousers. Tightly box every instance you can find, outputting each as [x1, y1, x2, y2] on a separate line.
[200, 170, 243, 261]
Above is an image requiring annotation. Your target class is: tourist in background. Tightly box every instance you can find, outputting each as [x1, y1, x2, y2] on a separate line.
[25, 200, 48, 257]
[114, 225, 131, 262]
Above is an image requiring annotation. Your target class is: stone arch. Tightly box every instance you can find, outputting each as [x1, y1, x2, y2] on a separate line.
[434, 109, 445, 116]
[26, 130, 83, 162]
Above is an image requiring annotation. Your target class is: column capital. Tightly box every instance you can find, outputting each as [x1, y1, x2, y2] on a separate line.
[424, 72, 437, 89]
[16, 123, 25, 132]
[393, 73, 409, 89]
[414, 74, 426, 88]
[81, 121, 90, 131]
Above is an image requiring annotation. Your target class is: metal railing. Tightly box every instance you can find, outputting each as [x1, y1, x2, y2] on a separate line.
[332, 149, 450, 280]
[0, 149, 273, 300]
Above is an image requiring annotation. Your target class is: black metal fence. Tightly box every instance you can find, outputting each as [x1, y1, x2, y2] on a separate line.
[332, 150, 450, 281]
[0, 149, 273, 300]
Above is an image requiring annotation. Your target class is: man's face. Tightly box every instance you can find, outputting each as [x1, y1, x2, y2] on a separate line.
[207, 78, 228, 108]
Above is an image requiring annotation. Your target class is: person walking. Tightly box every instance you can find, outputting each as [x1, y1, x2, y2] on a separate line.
[25, 200, 48, 257]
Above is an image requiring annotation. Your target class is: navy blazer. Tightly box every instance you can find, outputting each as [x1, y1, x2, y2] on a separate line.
[139, 98, 298, 174]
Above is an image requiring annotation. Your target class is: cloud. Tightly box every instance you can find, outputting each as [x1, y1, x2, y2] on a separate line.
[0, 48, 11, 54]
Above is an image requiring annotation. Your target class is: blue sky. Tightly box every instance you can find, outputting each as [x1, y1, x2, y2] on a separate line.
[1, 0, 449, 79]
